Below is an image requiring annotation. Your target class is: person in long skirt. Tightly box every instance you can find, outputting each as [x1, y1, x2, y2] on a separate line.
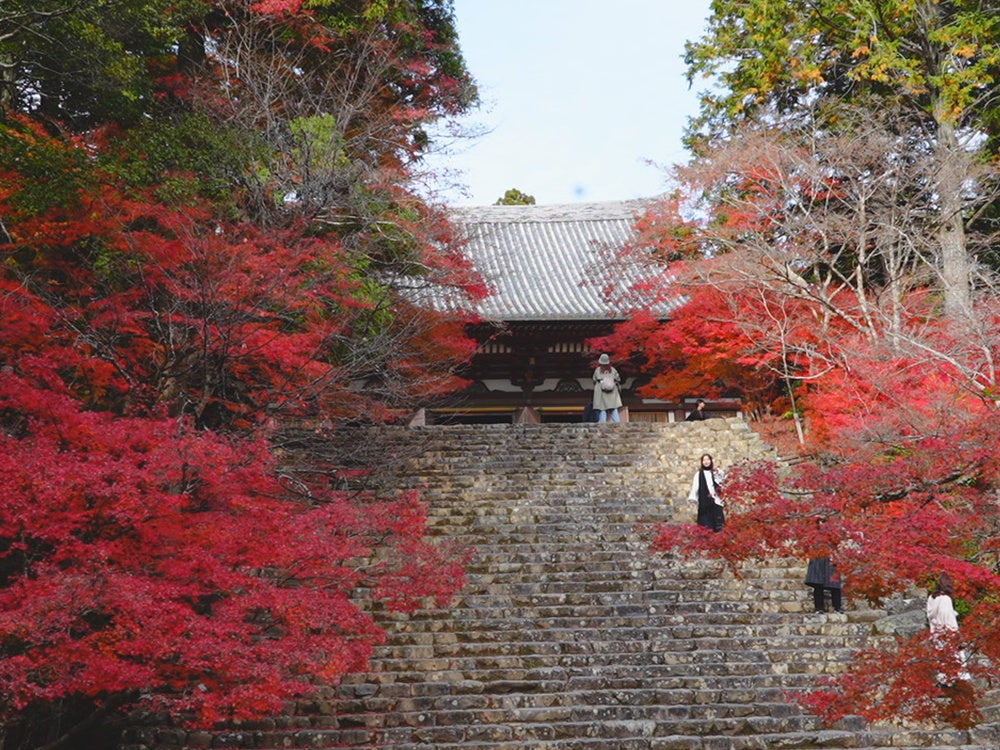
[687, 453, 724, 531]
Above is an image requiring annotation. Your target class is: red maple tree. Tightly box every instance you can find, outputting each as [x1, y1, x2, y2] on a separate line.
[0, 120, 478, 748]
[0, 2, 484, 747]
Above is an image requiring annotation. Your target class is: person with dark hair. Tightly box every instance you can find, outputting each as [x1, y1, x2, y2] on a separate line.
[592, 354, 622, 424]
[927, 572, 971, 683]
[685, 399, 708, 421]
[687, 453, 724, 531]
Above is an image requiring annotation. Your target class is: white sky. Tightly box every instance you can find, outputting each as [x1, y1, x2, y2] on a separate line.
[424, 0, 714, 207]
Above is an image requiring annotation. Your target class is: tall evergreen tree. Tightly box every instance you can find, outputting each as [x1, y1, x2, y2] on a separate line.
[684, 0, 1000, 320]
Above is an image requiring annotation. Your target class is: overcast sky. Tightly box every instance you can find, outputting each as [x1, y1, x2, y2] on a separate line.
[424, 0, 714, 207]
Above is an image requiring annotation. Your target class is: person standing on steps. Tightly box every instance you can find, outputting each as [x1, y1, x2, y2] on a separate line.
[592, 353, 622, 424]
[688, 453, 724, 531]
[804, 556, 843, 614]
[927, 572, 971, 684]
[804, 518, 844, 614]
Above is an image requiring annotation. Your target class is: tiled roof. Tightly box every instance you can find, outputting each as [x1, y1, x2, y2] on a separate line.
[451, 200, 678, 322]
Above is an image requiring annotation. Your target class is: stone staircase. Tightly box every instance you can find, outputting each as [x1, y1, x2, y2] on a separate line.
[126, 421, 1000, 749]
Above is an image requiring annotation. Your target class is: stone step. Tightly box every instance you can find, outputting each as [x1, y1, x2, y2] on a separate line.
[388, 592, 809, 613]
[446, 577, 810, 597]
[372, 609, 869, 630]
[457, 568, 808, 587]
[445, 580, 811, 600]
[220, 721, 988, 749]
[365, 564, 808, 586]
[372, 629, 871, 652]
[425, 511, 673, 524]
[425, 517, 673, 530]
[345, 650, 862, 679]
[459, 557, 804, 575]
[424, 500, 671, 511]
[449, 581, 810, 601]
[320, 704, 827, 735]
[369, 637, 865, 665]
[336, 669, 826, 697]
[424, 531, 675, 546]
[272, 734, 998, 750]
[329, 686, 815, 715]
[455, 548, 702, 564]
[378, 614, 869, 643]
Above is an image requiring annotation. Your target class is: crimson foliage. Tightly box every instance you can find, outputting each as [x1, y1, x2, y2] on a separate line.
[0, 125, 474, 742]
[604, 141, 1000, 727]
[646, 327, 1000, 728]
[0, 369, 465, 725]
[0, 1, 483, 746]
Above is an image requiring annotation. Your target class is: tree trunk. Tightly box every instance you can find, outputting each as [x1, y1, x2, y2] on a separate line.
[934, 112, 972, 322]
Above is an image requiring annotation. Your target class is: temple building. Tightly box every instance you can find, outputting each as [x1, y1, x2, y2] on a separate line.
[416, 200, 734, 424]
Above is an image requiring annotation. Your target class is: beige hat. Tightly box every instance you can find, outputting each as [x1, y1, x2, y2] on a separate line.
[598, 354, 610, 365]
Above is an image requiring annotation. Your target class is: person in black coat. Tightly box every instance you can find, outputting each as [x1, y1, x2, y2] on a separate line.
[804, 517, 844, 613]
[685, 399, 708, 421]
[805, 556, 843, 613]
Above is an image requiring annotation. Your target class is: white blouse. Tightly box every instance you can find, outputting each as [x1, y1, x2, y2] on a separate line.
[688, 469, 723, 506]
[927, 593, 959, 633]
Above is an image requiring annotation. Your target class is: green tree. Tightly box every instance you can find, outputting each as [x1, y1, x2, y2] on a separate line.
[0, 0, 208, 128]
[494, 187, 536, 205]
[685, 0, 1000, 321]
